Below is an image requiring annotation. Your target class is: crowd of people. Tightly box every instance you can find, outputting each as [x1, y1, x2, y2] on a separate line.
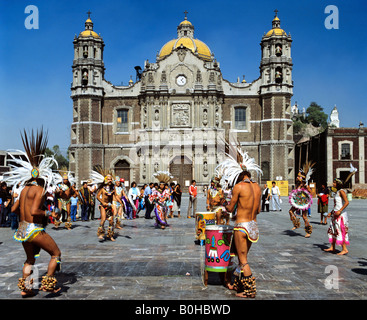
[0, 176, 188, 230]
[1, 128, 355, 298]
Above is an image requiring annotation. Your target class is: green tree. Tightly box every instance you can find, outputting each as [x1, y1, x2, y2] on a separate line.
[45, 145, 69, 170]
[306, 102, 328, 129]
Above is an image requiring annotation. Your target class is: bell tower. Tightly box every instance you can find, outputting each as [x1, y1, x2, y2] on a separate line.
[69, 12, 105, 186]
[258, 10, 295, 185]
[71, 11, 105, 96]
[259, 10, 293, 93]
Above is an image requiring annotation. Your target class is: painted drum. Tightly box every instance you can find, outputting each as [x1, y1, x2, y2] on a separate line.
[195, 212, 216, 241]
[205, 225, 234, 272]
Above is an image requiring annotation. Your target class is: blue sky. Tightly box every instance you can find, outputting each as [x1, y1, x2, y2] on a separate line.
[1, 0, 366, 154]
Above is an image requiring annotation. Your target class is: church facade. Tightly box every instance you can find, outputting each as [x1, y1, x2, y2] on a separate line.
[69, 12, 295, 189]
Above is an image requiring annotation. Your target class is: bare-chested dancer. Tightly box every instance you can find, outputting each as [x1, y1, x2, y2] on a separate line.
[6, 129, 61, 297]
[112, 177, 126, 229]
[225, 170, 261, 298]
[215, 145, 262, 298]
[96, 174, 123, 241]
[55, 174, 76, 230]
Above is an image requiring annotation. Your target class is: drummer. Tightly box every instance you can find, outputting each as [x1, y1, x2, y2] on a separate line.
[206, 177, 229, 225]
[225, 168, 261, 298]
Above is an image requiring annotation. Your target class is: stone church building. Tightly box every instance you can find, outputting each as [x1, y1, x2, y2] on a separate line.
[69, 12, 295, 189]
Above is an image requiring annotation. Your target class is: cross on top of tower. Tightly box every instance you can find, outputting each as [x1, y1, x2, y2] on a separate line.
[87, 10, 92, 18]
[274, 9, 278, 17]
[184, 10, 188, 20]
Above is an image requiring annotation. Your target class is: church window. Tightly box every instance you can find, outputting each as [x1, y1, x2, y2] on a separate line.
[116, 109, 129, 132]
[341, 143, 351, 160]
[234, 107, 247, 130]
[261, 161, 270, 181]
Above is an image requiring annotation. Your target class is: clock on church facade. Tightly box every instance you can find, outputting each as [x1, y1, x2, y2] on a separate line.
[69, 11, 295, 190]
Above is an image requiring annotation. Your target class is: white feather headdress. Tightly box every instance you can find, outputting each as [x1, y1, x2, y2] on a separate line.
[89, 166, 114, 186]
[54, 170, 76, 186]
[216, 144, 262, 188]
[3, 129, 58, 192]
[152, 171, 173, 184]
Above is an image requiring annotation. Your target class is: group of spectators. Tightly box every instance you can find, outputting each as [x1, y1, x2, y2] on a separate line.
[0, 178, 186, 228]
[0, 181, 18, 229]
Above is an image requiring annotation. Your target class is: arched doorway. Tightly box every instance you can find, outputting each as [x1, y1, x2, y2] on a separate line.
[169, 155, 192, 192]
[114, 159, 130, 184]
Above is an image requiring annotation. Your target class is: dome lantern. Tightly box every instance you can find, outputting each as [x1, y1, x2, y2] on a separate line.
[177, 10, 195, 38]
[158, 12, 212, 62]
[265, 9, 287, 37]
[79, 10, 100, 38]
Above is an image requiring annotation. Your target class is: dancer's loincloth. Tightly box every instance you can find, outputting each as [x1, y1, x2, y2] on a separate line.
[233, 220, 259, 243]
[58, 198, 71, 211]
[14, 221, 44, 242]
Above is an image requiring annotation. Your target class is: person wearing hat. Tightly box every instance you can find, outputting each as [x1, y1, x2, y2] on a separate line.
[220, 147, 262, 299]
[6, 128, 62, 296]
[55, 173, 76, 230]
[288, 170, 313, 238]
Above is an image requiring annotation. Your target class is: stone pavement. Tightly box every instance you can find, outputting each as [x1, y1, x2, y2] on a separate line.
[0, 194, 366, 301]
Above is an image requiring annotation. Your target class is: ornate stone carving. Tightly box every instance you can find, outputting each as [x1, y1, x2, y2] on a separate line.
[177, 47, 186, 62]
[171, 103, 190, 127]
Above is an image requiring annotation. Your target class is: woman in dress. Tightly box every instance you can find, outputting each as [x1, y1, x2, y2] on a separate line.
[324, 178, 350, 255]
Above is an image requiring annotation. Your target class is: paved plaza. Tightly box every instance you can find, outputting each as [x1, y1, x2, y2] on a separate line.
[0, 194, 366, 302]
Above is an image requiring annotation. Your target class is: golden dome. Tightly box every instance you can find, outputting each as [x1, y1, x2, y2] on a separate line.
[79, 15, 100, 38]
[158, 37, 212, 61]
[265, 27, 286, 37]
[179, 19, 193, 26]
[265, 11, 287, 37]
[79, 30, 100, 38]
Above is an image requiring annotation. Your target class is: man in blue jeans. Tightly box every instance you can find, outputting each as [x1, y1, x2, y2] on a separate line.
[270, 181, 282, 211]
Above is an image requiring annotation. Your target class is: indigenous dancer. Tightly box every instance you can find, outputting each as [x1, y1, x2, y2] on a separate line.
[113, 177, 126, 229]
[91, 169, 123, 241]
[206, 177, 229, 225]
[288, 161, 314, 238]
[54, 171, 76, 230]
[324, 165, 356, 255]
[150, 171, 172, 230]
[5, 128, 61, 297]
[218, 146, 262, 298]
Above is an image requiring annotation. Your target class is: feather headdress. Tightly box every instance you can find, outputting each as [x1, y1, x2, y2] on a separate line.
[54, 170, 76, 187]
[3, 128, 58, 192]
[302, 160, 316, 184]
[216, 140, 262, 188]
[152, 171, 173, 184]
[343, 163, 358, 186]
[90, 166, 114, 185]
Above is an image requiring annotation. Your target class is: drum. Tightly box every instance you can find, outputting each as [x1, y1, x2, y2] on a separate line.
[195, 212, 215, 241]
[204, 225, 234, 272]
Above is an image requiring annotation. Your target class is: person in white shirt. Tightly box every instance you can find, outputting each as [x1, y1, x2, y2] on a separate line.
[270, 181, 282, 211]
